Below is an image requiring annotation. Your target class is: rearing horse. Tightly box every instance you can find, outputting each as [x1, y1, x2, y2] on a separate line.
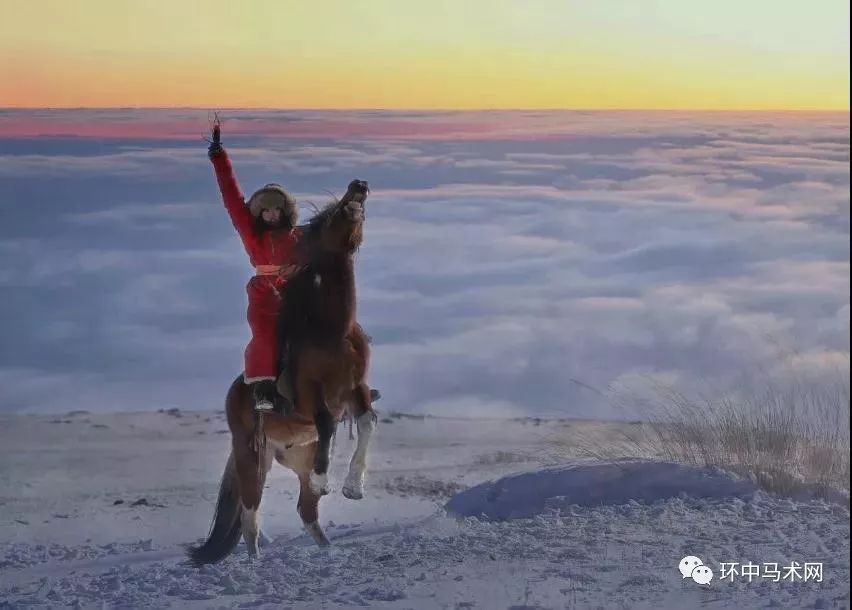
[187, 179, 377, 565]
[279, 179, 377, 498]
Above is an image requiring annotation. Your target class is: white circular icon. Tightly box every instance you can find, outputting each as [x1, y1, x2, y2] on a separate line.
[679, 555, 714, 585]
[679, 556, 704, 579]
[691, 564, 714, 585]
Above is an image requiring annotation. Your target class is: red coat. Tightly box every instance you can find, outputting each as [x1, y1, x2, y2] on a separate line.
[211, 149, 300, 381]
[211, 150, 301, 271]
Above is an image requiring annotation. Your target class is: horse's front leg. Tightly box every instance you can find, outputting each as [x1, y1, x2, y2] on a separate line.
[342, 382, 377, 500]
[309, 383, 335, 496]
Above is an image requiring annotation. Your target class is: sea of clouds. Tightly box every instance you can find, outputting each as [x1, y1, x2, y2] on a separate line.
[0, 109, 848, 417]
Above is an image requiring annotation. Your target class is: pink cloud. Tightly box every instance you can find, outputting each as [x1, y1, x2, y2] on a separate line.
[5, 108, 844, 141]
[0, 111, 505, 140]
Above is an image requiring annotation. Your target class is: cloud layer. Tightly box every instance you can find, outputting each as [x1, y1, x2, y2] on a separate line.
[0, 110, 848, 417]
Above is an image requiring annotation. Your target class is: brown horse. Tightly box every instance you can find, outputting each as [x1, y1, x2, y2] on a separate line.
[187, 179, 378, 565]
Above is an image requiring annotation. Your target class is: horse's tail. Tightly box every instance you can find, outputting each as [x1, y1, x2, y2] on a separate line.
[186, 452, 243, 566]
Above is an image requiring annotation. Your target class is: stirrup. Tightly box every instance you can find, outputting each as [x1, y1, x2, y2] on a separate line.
[254, 399, 275, 412]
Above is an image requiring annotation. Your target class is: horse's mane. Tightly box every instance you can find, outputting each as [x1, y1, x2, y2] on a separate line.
[278, 197, 349, 351]
[292, 193, 364, 265]
[277, 264, 315, 350]
[295, 198, 340, 256]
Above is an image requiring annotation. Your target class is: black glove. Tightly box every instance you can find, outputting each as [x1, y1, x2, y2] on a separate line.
[208, 124, 223, 159]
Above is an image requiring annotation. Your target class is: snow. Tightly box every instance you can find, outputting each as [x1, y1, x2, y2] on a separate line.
[0, 411, 848, 609]
[444, 460, 760, 521]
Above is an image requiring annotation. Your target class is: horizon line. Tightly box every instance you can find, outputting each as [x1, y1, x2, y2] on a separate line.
[2, 106, 849, 113]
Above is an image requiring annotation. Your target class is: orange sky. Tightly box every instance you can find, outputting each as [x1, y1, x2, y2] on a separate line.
[1, 0, 849, 110]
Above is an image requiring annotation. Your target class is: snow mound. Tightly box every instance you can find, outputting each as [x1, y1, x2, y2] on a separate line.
[445, 459, 758, 521]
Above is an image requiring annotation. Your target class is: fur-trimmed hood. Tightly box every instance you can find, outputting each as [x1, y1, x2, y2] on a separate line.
[247, 183, 298, 226]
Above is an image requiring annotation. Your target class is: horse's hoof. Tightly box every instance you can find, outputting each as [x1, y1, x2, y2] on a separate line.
[258, 529, 272, 547]
[341, 485, 363, 500]
[304, 521, 331, 547]
[342, 474, 364, 500]
[309, 471, 331, 496]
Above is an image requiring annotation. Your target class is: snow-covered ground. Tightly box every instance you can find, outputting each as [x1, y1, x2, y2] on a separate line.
[0, 410, 848, 609]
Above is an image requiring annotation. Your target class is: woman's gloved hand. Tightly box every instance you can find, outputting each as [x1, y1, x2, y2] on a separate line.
[208, 124, 223, 159]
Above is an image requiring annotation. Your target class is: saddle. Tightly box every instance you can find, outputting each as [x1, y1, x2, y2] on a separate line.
[270, 371, 381, 415]
[272, 333, 380, 415]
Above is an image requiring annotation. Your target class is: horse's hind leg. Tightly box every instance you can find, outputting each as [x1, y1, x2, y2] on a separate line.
[234, 441, 272, 558]
[342, 382, 377, 500]
[297, 470, 330, 547]
[309, 384, 335, 496]
[241, 506, 261, 558]
[274, 444, 329, 547]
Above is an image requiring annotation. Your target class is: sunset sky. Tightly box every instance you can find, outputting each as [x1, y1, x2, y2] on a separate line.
[1, 0, 849, 110]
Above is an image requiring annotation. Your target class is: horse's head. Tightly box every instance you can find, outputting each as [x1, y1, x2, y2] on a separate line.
[302, 180, 368, 260]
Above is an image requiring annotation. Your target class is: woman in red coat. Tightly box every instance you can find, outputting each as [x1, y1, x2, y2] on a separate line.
[208, 124, 300, 412]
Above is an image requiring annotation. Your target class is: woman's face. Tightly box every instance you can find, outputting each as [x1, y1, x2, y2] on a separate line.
[261, 207, 283, 225]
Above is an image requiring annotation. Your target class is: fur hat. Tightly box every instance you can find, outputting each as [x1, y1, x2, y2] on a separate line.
[247, 183, 298, 224]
